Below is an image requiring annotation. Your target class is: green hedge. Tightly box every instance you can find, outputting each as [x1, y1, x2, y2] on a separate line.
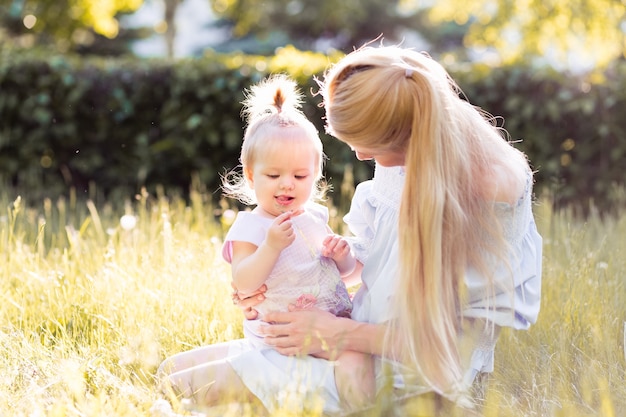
[0, 50, 252, 205]
[1, 47, 624, 213]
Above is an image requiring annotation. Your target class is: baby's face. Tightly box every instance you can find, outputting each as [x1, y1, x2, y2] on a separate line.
[248, 140, 318, 217]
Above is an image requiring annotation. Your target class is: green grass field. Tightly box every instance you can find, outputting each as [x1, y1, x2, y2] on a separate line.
[1, 186, 624, 416]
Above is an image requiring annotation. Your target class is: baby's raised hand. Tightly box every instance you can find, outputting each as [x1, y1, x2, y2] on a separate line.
[321, 234, 352, 262]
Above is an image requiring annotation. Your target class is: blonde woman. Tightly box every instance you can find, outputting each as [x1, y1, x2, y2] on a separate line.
[245, 45, 542, 407]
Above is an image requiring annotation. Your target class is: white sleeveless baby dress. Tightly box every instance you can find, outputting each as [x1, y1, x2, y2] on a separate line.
[221, 202, 352, 413]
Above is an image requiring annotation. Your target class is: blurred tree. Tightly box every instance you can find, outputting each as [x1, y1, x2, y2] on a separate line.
[207, 0, 468, 53]
[164, 0, 183, 58]
[0, 0, 144, 54]
[208, 0, 625, 68]
[406, 0, 626, 68]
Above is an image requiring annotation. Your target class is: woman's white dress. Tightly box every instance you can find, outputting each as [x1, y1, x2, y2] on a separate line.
[346, 166, 542, 395]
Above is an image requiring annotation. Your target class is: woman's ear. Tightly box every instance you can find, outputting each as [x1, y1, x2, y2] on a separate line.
[244, 167, 254, 188]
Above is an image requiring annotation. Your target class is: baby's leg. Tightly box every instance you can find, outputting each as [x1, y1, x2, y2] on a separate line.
[157, 341, 261, 407]
[334, 351, 376, 412]
[165, 358, 259, 406]
[157, 341, 231, 380]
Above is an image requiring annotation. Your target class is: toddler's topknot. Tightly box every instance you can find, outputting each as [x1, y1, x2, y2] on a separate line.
[241, 74, 303, 125]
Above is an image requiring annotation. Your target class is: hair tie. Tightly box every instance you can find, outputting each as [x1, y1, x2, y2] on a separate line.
[405, 68, 413, 78]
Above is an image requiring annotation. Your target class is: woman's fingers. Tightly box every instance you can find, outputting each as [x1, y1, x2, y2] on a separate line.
[237, 294, 264, 311]
[258, 319, 291, 338]
[262, 332, 313, 356]
[259, 309, 334, 355]
[232, 284, 267, 320]
[236, 284, 268, 300]
[242, 306, 258, 320]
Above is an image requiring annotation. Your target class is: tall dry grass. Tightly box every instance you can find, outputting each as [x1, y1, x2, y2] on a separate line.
[0, 185, 624, 416]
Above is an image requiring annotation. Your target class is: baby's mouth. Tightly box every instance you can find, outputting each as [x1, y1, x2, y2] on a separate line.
[275, 195, 294, 205]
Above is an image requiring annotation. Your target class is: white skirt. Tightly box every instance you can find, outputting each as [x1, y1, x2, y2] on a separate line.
[226, 338, 341, 414]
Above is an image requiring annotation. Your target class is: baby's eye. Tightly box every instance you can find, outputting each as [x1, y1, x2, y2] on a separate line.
[295, 175, 308, 180]
[266, 174, 279, 179]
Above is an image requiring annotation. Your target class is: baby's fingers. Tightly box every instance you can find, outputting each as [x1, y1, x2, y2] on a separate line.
[321, 236, 337, 256]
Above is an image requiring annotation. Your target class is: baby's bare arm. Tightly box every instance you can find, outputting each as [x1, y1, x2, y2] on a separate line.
[231, 211, 298, 294]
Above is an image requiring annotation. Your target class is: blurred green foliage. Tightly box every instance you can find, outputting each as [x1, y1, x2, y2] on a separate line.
[424, 0, 626, 69]
[0, 47, 624, 214]
[0, 0, 142, 41]
[208, 0, 458, 54]
[207, 0, 625, 69]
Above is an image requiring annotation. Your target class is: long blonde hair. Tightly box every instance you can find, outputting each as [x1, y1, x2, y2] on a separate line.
[222, 74, 327, 204]
[321, 46, 526, 394]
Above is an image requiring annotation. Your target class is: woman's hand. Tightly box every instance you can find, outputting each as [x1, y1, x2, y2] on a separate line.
[232, 283, 267, 320]
[258, 308, 349, 357]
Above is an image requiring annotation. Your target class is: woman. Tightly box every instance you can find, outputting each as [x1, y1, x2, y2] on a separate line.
[250, 44, 542, 405]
